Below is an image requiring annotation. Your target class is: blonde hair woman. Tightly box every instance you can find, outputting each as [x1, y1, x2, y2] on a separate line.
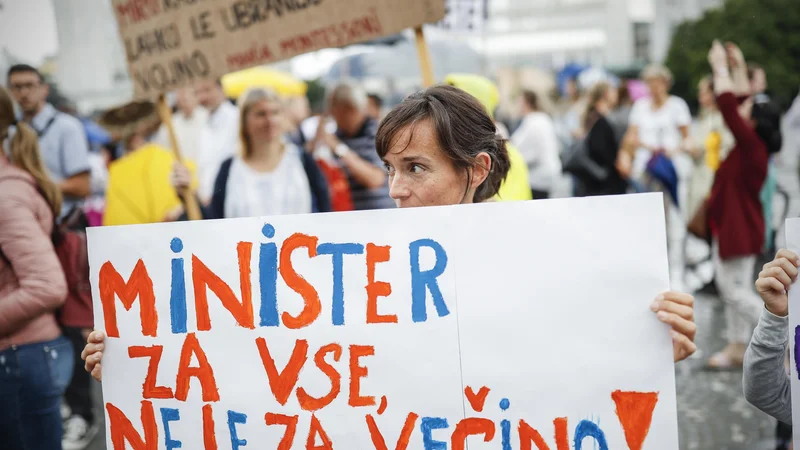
[172, 87, 331, 218]
[0, 85, 72, 449]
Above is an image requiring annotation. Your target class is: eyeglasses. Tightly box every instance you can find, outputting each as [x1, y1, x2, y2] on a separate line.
[9, 82, 40, 93]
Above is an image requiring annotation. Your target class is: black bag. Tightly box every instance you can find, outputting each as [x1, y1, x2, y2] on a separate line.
[561, 138, 608, 183]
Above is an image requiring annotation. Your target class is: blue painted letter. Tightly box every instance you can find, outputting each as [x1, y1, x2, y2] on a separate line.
[410, 239, 450, 322]
[573, 420, 608, 450]
[170, 238, 187, 334]
[160, 408, 182, 450]
[317, 242, 364, 326]
[420, 417, 449, 450]
[259, 224, 279, 327]
[228, 410, 248, 450]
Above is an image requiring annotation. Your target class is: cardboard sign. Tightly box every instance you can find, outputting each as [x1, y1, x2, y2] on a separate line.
[111, 0, 446, 99]
[786, 218, 800, 450]
[89, 193, 679, 449]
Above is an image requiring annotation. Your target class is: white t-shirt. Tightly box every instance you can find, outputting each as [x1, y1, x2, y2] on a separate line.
[511, 111, 562, 191]
[198, 101, 240, 203]
[629, 96, 692, 178]
[223, 144, 313, 218]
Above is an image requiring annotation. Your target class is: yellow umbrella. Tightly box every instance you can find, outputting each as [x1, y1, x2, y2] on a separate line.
[222, 67, 307, 99]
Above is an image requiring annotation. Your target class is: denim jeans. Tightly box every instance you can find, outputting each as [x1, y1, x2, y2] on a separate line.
[0, 335, 75, 450]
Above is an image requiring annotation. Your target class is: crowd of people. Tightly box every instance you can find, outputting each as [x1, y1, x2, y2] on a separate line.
[0, 39, 796, 449]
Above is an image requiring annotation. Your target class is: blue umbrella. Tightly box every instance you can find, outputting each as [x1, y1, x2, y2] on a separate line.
[557, 63, 588, 96]
[646, 153, 679, 207]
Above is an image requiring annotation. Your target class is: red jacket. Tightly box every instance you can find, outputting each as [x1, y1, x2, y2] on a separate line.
[708, 93, 769, 260]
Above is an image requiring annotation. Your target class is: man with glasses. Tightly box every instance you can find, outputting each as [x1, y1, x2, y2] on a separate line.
[7, 65, 90, 220]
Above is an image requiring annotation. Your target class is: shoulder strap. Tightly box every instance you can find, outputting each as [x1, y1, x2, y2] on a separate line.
[210, 157, 234, 219]
[36, 114, 59, 138]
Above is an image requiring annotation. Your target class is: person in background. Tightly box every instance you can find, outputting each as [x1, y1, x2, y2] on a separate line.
[171, 87, 330, 218]
[579, 81, 628, 197]
[285, 95, 311, 148]
[100, 101, 197, 226]
[706, 41, 779, 369]
[154, 87, 210, 164]
[608, 80, 633, 143]
[193, 79, 239, 205]
[512, 89, 562, 199]
[7, 64, 90, 220]
[0, 85, 71, 450]
[366, 93, 383, 122]
[317, 80, 394, 210]
[83, 85, 699, 384]
[443, 73, 532, 202]
[619, 64, 696, 292]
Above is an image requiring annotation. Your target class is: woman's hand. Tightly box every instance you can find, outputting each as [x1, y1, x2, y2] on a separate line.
[81, 330, 106, 382]
[708, 40, 728, 71]
[651, 291, 697, 362]
[725, 42, 746, 70]
[755, 249, 799, 318]
[169, 161, 192, 195]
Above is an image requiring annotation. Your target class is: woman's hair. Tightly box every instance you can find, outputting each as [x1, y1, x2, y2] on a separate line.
[376, 85, 510, 203]
[236, 87, 283, 158]
[0, 86, 61, 217]
[521, 90, 539, 112]
[641, 64, 674, 86]
[752, 99, 782, 154]
[582, 81, 611, 130]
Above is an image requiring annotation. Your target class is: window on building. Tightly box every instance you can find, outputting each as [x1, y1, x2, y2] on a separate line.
[633, 22, 651, 63]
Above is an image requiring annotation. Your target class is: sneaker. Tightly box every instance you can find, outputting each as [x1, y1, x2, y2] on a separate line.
[62, 415, 99, 450]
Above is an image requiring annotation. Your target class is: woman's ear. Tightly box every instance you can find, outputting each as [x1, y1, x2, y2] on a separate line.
[471, 152, 492, 189]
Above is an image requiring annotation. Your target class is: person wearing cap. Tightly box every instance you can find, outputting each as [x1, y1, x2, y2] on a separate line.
[444, 73, 532, 202]
[98, 101, 197, 226]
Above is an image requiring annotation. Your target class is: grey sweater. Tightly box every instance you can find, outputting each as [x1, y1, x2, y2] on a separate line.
[743, 308, 792, 424]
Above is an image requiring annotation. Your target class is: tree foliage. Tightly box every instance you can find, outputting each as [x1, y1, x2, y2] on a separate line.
[665, 0, 800, 110]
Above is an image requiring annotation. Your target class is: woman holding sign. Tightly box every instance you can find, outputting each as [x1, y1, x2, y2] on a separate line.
[82, 85, 697, 381]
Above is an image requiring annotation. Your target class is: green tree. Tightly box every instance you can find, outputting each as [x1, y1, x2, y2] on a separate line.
[665, 0, 800, 110]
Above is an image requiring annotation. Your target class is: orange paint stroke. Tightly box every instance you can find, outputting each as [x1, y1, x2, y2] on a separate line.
[366, 412, 418, 450]
[451, 417, 495, 450]
[192, 241, 255, 331]
[519, 419, 551, 450]
[99, 260, 157, 337]
[554, 417, 569, 450]
[612, 390, 659, 450]
[202, 404, 217, 450]
[280, 233, 321, 329]
[306, 415, 334, 450]
[256, 337, 308, 405]
[366, 243, 396, 324]
[464, 386, 490, 413]
[297, 343, 342, 411]
[106, 400, 158, 450]
[175, 333, 220, 402]
[265, 413, 299, 450]
[127, 345, 173, 399]
[349, 344, 376, 407]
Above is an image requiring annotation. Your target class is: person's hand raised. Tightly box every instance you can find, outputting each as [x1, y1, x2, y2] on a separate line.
[756, 249, 800, 318]
[725, 42, 746, 69]
[708, 40, 728, 70]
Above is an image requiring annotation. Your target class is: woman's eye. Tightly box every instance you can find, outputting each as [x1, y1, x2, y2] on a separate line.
[384, 163, 394, 174]
[410, 164, 424, 174]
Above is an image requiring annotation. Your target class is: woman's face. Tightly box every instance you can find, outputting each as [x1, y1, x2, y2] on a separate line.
[603, 87, 619, 108]
[382, 120, 487, 208]
[698, 82, 715, 110]
[245, 99, 284, 143]
[646, 77, 668, 99]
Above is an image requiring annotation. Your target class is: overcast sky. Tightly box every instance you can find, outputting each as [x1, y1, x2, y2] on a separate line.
[0, 0, 59, 65]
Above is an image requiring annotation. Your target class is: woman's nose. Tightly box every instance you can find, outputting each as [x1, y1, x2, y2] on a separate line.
[388, 174, 410, 200]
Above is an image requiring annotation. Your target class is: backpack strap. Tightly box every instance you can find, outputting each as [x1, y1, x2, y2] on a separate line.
[35, 114, 59, 138]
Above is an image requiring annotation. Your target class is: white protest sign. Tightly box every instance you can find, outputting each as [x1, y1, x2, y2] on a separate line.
[88, 193, 678, 449]
[785, 218, 800, 450]
[111, 0, 446, 99]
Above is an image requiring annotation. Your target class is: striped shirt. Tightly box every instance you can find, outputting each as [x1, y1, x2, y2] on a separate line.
[337, 118, 394, 210]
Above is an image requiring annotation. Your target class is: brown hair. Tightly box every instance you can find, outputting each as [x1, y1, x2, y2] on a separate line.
[583, 81, 612, 130]
[236, 87, 283, 159]
[376, 85, 510, 203]
[0, 86, 61, 217]
[521, 89, 539, 112]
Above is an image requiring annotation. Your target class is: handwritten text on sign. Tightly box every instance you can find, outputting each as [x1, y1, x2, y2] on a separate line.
[89, 195, 679, 449]
[111, 0, 446, 98]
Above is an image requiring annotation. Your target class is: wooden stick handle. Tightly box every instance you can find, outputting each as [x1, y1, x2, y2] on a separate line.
[158, 95, 202, 221]
[414, 26, 435, 88]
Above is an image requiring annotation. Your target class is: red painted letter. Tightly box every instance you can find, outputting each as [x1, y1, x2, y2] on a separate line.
[297, 343, 342, 411]
[452, 418, 495, 450]
[366, 243, 395, 324]
[280, 233, 321, 329]
[106, 400, 158, 450]
[265, 413, 299, 450]
[349, 344, 375, 407]
[192, 242, 255, 331]
[99, 260, 157, 337]
[256, 337, 308, 405]
[366, 413, 418, 450]
[127, 345, 173, 399]
[306, 415, 333, 450]
[203, 404, 217, 450]
[612, 391, 659, 450]
[175, 333, 220, 402]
